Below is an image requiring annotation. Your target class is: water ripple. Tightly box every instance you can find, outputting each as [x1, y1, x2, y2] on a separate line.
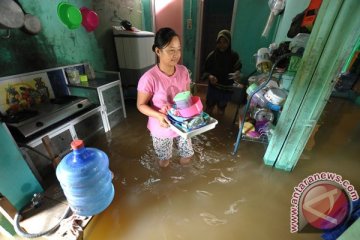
[200, 212, 227, 226]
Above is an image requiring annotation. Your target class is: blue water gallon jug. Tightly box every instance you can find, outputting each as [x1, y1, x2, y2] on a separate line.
[56, 139, 114, 216]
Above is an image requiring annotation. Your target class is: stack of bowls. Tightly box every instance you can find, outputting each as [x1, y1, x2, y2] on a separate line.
[177, 96, 203, 118]
[174, 91, 192, 109]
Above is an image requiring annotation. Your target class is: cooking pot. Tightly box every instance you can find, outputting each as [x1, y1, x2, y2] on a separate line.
[0, 0, 25, 29]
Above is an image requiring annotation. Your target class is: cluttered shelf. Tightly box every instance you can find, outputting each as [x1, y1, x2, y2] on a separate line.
[233, 51, 303, 154]
[241, 134, 269, 144]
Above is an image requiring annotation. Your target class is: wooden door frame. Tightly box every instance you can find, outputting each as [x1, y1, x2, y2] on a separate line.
[264, 0, 360, 171]
[194, 0, 204, 83]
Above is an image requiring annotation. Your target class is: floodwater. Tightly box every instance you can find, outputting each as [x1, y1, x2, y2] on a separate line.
[2, 97, 359, 240]
[82, 97, 359, 240]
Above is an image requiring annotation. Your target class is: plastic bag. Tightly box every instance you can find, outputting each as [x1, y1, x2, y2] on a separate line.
[268, 0, 286, 15]
[262, 0, 286, 37]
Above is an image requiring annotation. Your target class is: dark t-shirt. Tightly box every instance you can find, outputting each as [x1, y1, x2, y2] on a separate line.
[203, 49, 242, 89]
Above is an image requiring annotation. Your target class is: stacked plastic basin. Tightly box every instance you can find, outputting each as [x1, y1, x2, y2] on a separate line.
[173, 91, 192, 109]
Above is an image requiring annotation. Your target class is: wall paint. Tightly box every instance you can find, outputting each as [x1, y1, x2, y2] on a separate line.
[154, 0, 184, 62]
[274, 0, 310, 43]
[141, 0, 197, 79]
[0, 1, 305, 87]
[0, 123, 43, 210]
[0, 0, 309, 82]
[141, 0, 154, 31]
[199, 0, 234, 81]
[182, 0, 198, 80]
[0, 0, 146, 77]
[232, 0, 278, 76]
[92, 0, 143, 70]
[154, 0, 183, 34]
[0, 0, 105, 77]
[142, 0, 279, 79]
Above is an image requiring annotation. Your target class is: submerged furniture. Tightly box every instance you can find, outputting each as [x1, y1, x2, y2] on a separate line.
[0, 63, 126, 214]
[113, 28, 155, 98]
[67, 70, 127, 132]
[233, 53, 301, 155]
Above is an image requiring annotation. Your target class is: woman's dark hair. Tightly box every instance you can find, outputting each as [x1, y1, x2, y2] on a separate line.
[152, 27, 178, 52]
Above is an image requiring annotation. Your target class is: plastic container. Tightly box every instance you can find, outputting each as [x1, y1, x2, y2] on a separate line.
[242, 122, 255, 134]
[56, 140, 114, 216]
[57, 2, 82, 29]
[169, 117, 218, 139]
[280, 72, 295, 90]
[246, 83, 259, 95]
[264, 88, 287, 105]
[251, 108, 274, 122]
[266, 101, 282, 111]
[255, 48, 272, 73]
[65, 68, 80, 84]
[177, 96, 203, 118]
[80, 7, 99, 32]
[174, 91, 191, 109]
[79, 74, 88, 82]
[250, 90, 268, 108]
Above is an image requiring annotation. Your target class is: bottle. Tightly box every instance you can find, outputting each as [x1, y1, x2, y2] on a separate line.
[84, 64, 96, 79]
[56, 140, 114, 216]
[65, 68, 80, 84]
[255, 48, 272, 73]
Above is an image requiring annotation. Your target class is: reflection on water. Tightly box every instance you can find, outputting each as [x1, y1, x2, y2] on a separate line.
[1, 96, 358, 240]
[200, 212, 227, 226]
[80, 99, 359, 240]
[208, 169, 234, 184]
[224, 199, 246, 215]
[196, 190, 213, 198]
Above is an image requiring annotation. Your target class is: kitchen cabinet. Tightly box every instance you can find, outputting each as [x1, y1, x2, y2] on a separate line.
[24, 107, 103, 186]
[0, 64, 120, 217]
[68, 72, 127, 132]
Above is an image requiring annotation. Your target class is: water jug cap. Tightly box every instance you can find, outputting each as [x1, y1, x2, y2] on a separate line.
[71, 139, 84, 150]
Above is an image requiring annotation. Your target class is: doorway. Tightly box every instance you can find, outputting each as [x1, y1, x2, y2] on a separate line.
[152, 0, 184, 63]
[197, 0, 235, 82]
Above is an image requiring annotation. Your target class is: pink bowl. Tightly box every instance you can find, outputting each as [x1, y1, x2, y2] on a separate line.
[80, 7, 99, 32]
[178, 96, 203, 118]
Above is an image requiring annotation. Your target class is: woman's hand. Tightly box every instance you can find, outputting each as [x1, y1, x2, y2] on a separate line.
[159, 103, 172, 114]
[156, 112, 171, 128]
[137, 92, 172, 128]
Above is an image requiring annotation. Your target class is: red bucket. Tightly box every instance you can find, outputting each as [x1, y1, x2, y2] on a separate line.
[80, 7, 99, 32]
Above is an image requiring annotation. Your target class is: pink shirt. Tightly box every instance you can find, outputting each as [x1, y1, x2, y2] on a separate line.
[137, 64, 191, 138]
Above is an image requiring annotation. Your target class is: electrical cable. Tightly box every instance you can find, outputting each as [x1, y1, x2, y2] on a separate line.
[13, 144, 73, 237]
[14, 203, 71, 238]
[17, 142, 71, 163]
[17, 142, 53, 163]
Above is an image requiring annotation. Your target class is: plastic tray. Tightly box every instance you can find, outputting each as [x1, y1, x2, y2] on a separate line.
[169, 117, 218, 139]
